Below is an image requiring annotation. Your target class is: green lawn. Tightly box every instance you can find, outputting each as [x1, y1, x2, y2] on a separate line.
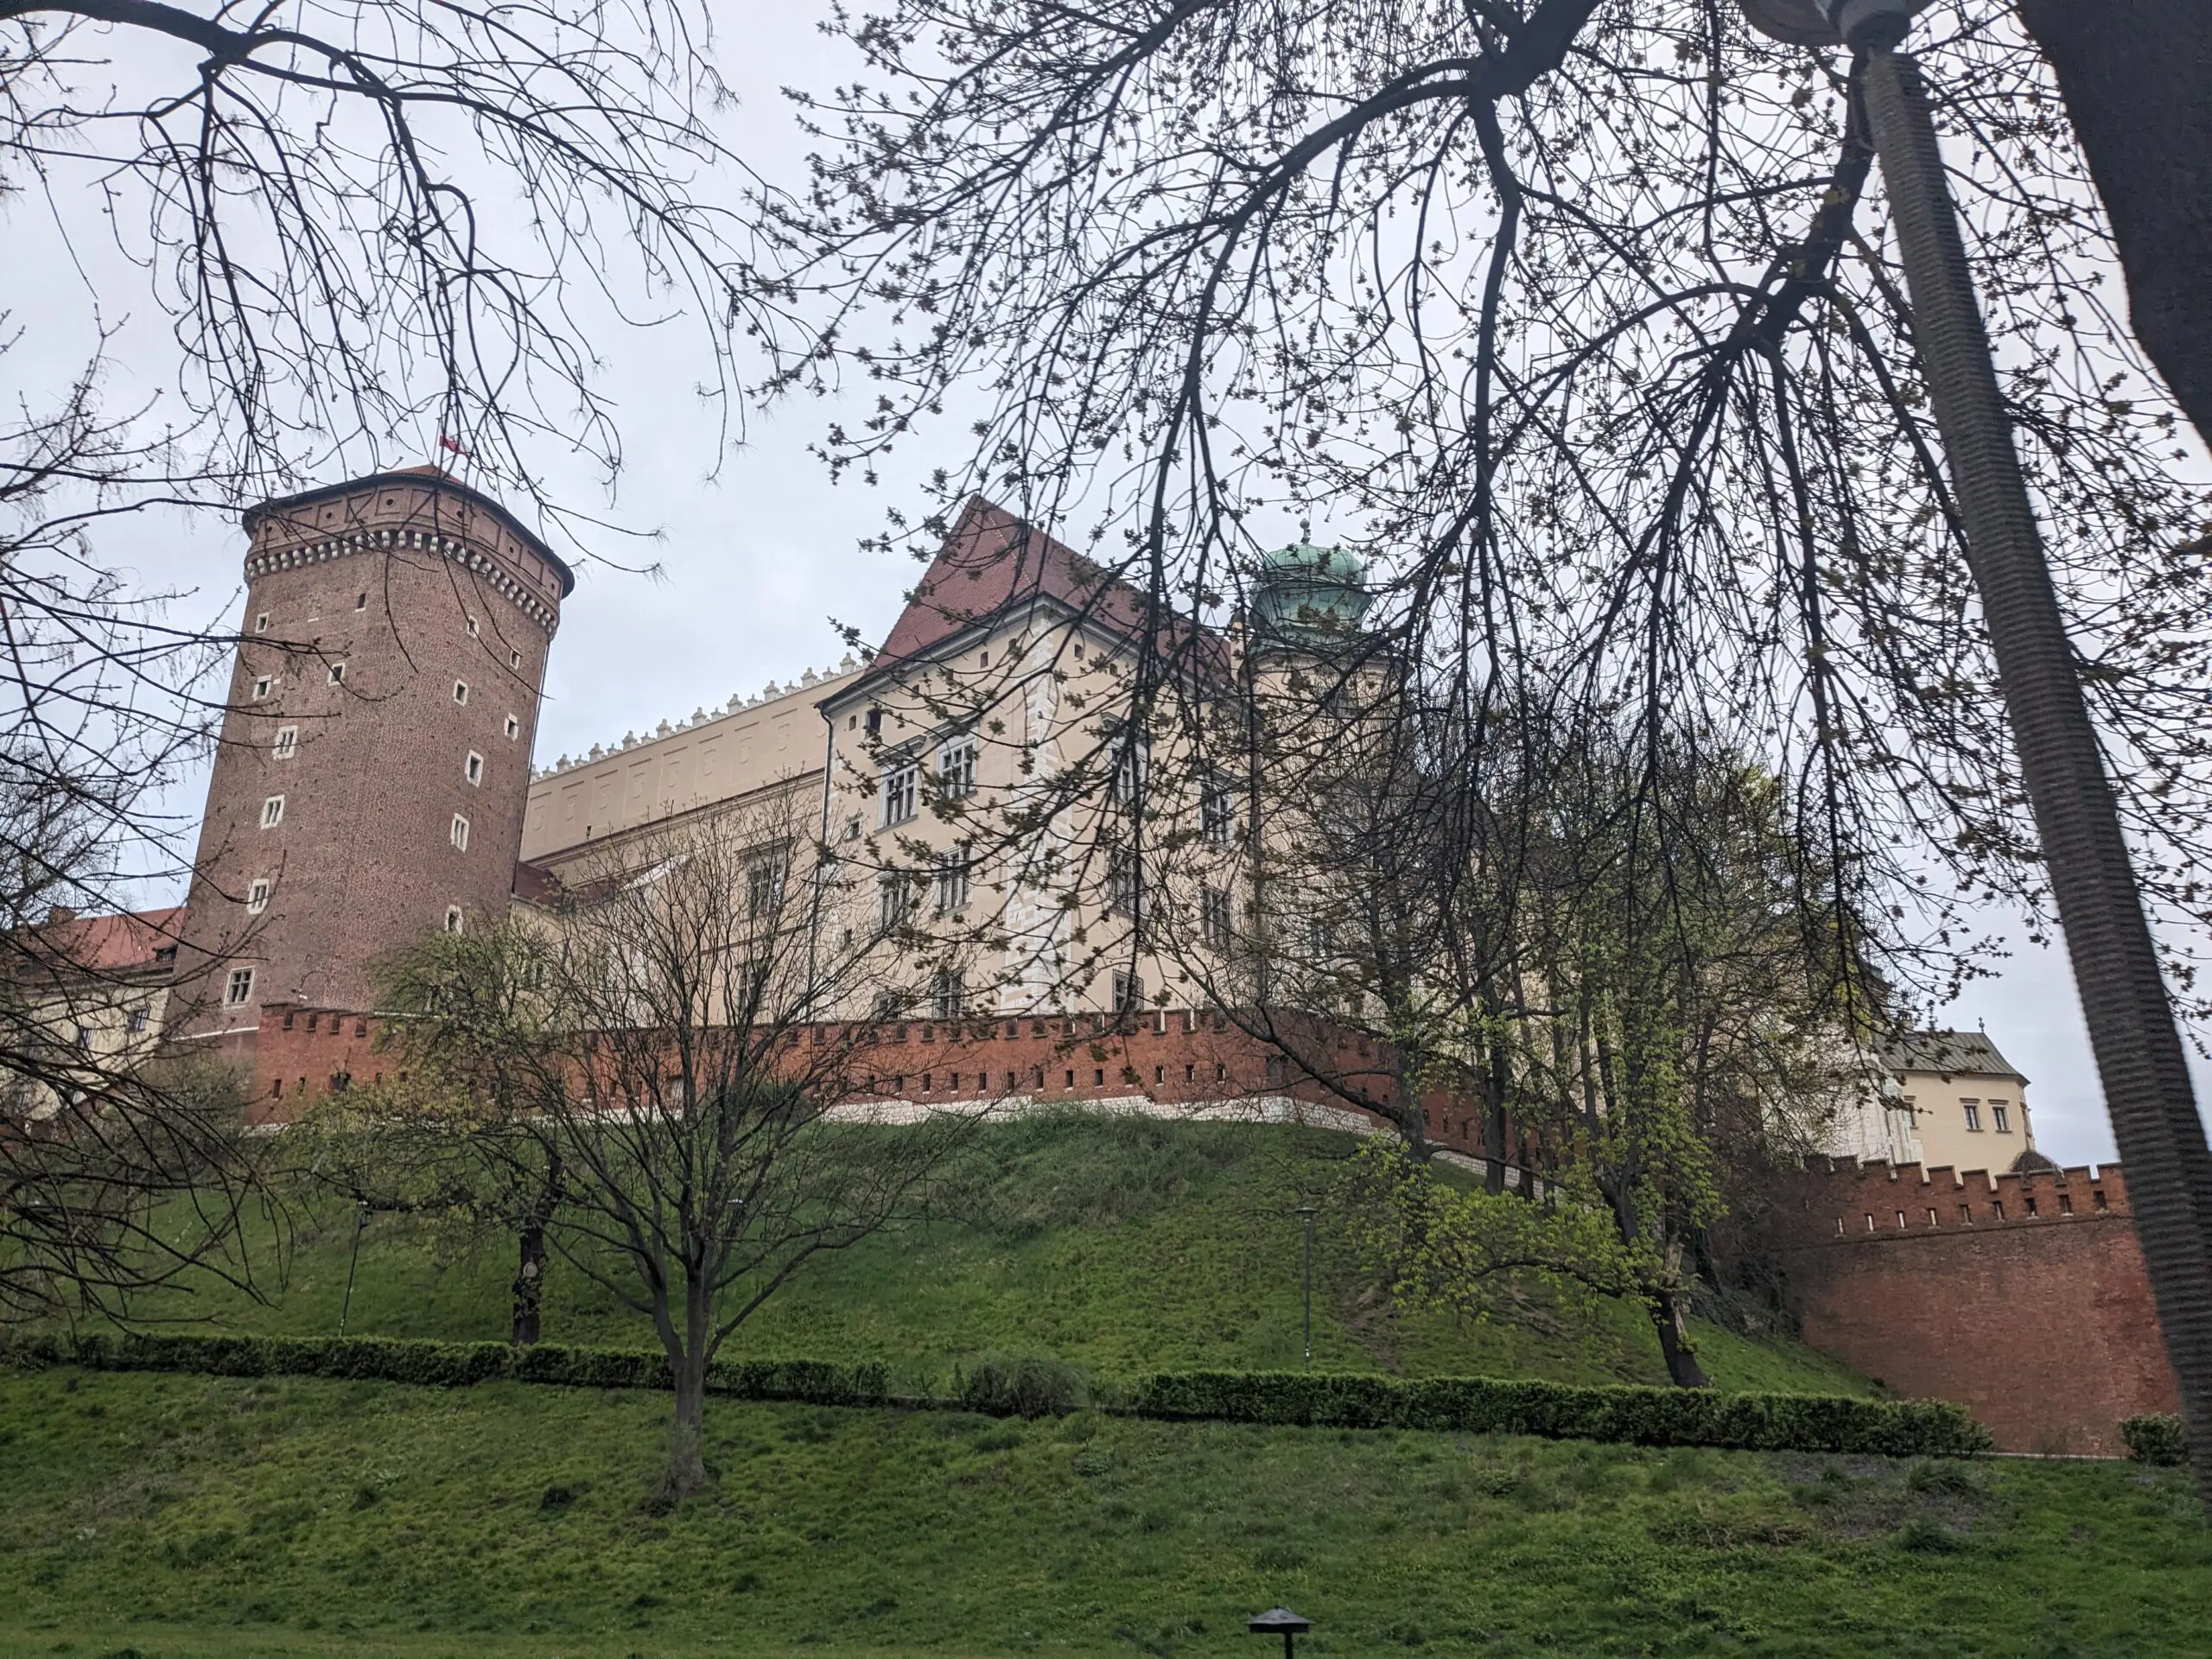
[0, 1366, 2205, 1659]
[131, 1115, 1868, 1398]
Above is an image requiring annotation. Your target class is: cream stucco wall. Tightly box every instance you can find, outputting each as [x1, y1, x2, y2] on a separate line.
[1899, 1066, 2035, 1173]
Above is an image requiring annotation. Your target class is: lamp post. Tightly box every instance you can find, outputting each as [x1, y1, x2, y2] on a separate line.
[1294, 1205, 1318, 1370]
[1738, 0, 2212, 1491]
[1249, 1607, 1311, 1659]
[338, 1200, 369, 1337]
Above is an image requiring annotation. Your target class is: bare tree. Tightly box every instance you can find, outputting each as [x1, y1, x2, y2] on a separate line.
[373, 795, 973, 1503]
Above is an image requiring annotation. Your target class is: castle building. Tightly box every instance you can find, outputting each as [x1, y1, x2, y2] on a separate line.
[1881, 1028, 2041, 1173]
[167, 468, 572, 1058]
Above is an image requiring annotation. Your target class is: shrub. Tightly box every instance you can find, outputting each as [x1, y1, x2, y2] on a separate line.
[2122, 1413, 2190, 1466]
[1128, 1370, 1993, 1459]
[958, 1353, 1088, 1417]
[1, 1332, 889, 1408]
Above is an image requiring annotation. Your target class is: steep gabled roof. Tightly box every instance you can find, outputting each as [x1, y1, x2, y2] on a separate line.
[852, 497, 1166, 689]
[11, 906, 184, 982]
[1880, 1029, 2026, 1084]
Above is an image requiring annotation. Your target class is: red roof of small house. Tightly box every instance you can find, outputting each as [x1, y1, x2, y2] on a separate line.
[18, 906, 185, 979]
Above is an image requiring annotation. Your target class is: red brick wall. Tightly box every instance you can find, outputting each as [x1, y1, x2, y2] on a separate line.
[1768, 1158, 2179, 1454]
[245, 1003, 394, 1123]
[172, 473, 567, 1041]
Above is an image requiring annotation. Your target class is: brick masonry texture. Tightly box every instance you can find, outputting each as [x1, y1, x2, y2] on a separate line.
[172, 474, 567, 1037]
[1765, 1157, 2179, 1454]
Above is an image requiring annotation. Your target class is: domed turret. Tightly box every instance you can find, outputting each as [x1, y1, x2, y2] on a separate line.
[1250, 543, 1372, 649]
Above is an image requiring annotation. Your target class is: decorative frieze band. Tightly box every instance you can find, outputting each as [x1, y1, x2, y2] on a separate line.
[244, 526, 560, 633]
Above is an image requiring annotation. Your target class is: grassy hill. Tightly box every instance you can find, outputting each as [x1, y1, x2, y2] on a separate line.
[0, 1367, 2206, 1658]
[5, 1116, 2208, 1656]
[130, 1115, 1866, 1396]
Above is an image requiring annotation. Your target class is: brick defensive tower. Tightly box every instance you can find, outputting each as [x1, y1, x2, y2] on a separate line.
[171, 468, 573, 1048]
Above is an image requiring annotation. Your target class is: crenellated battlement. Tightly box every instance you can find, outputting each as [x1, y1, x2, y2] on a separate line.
[1776, 1154, 2128, 1244]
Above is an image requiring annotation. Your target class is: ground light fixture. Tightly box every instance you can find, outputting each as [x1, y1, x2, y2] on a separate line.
[1295, 1204, 1318, 1370]
[1734, 0, 2212, 1489]
[1248, 1607, 1312, 1659]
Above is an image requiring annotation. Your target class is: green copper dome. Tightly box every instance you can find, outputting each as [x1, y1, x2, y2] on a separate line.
[1251, 542, 1373, 646]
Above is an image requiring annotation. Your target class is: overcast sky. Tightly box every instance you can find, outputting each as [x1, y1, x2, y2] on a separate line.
[29, 0, 2208, 1168]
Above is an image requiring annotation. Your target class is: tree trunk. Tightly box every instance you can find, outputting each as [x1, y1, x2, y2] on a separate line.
[511, 1221, 546, 1346]
[2016, 0, 2212, 447]
[1648, 1289, 1711, 1389]
[1866, 43, 2212, 1498]
[659, 1350, 710, 1506]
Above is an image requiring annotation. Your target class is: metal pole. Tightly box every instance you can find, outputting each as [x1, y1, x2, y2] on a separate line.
[339, 1202, 367, 1337]
[1857, 36, 2212, 1486]
[1296, 1205, 1317, 1370]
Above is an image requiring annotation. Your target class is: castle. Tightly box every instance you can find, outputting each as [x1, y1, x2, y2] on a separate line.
[29, 467, 2176, 1454]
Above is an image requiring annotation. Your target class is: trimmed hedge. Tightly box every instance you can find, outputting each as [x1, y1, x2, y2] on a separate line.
[1, 1332, 1993, 1458]
[2122, 1413, 2190, 1466]
[0, 1332, 890, 1407]
[1130, 1369, 1993, 1458]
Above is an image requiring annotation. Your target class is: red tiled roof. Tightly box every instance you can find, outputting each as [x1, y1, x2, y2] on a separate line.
[23, 906, 185, 977]
[863, 497, 1164, 680]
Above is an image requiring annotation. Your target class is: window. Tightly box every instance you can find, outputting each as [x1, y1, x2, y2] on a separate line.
[444, 906, 465, 935]
[465, 751, 485, 785]
[450, 813, 471, 852]
[247, 877, 271, 914]
[259, 794, 286, 829]
[881, 762, 918, 826]
[124, 1002, 149, 1036]
[1306, 916, 1333, 959]
[328, 662, 346, 685]
[747, 849, 788, 919]
[467, 616, 480, 638]
[936, 842, 973, 913]
[843, 815, 861, 842]
[1201, 775, 1235, 846]
[1201, 887, 1232, 950]
[453, 680, 470, 706]
[72, 1023, 92, 1053]
[931, 968, 965, 1021]
[1109, 734, 1148, 809]
[224, 967, 255, 1007]
[354, 592, 367, 611]
[864, 708, 882, 738]
[1962, 1101, 1983, 1131]
[1111, 970, 1144, 1013]
[1992, 1103, 2012, 1133]
[1105, 849, 1141, 919]
[878, 872, 914, 932]
[251, 676, 272, 701]
[872, 988, 906, 1021]
[937, 737, 977, 800]
[509, 649, 522, 670]
[504, 714, 520, 741]
[253, 612, 270, 634]
[272, 725, 298, 760]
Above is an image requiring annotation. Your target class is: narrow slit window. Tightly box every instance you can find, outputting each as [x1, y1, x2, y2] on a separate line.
[467, 616, 480, 638]
[247, 878, 271, 914]
[465, 751, 484, 785]
[354, 592, 367, 611]
[272, 725, 298, 760]
[453, 680, 470, 706]
[444, 906, 465, 934]
[259, 795, 286, 829]
[328, 662, 346, 685]
[450, 813, 470, 852]
[504, 714, 520, 740]
[253, 612, 270, 634]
